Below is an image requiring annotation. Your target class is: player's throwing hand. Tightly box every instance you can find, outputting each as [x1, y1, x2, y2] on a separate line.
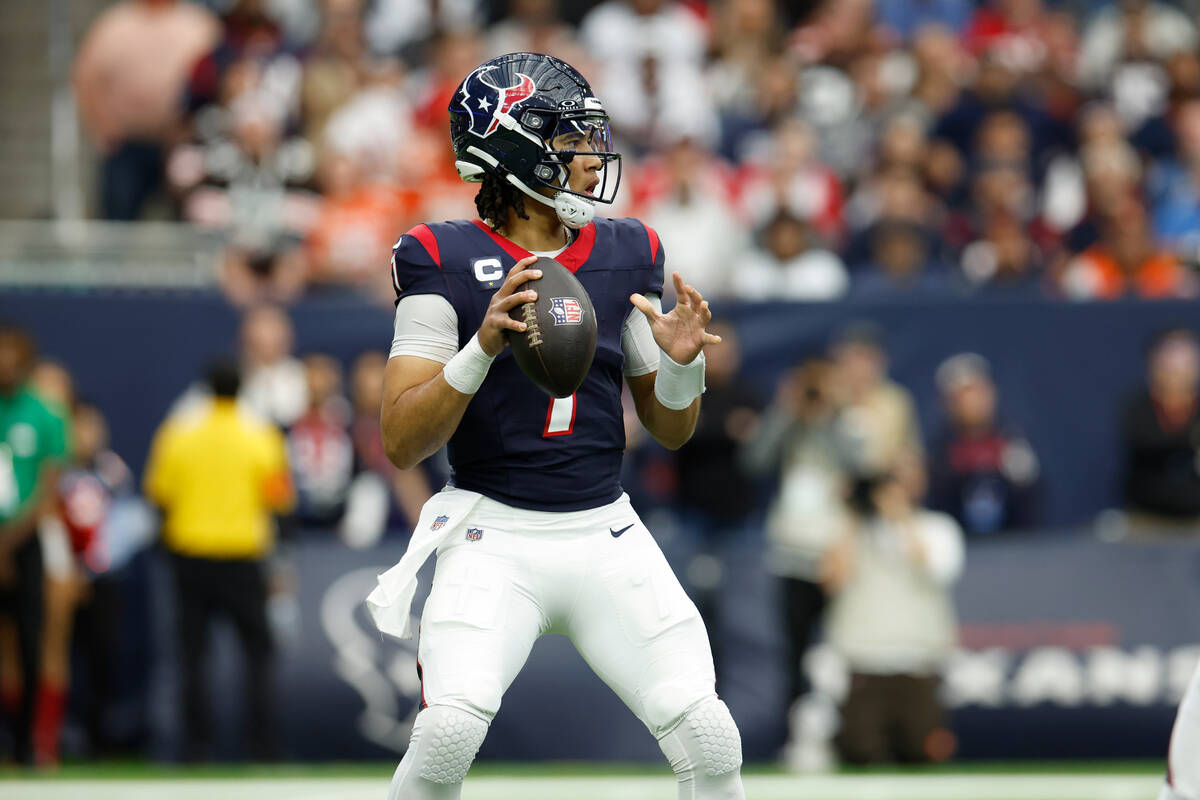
[478, 256, 542, 356]
[630, 271, 722, 365]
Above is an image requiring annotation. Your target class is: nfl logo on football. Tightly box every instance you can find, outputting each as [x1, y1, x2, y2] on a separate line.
[430, 515, 449, 531]
[550, 297, 583, 325]
[465, 528, 484, 542]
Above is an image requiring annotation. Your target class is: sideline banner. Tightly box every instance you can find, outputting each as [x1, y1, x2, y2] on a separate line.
[261, 531, 1195, 761]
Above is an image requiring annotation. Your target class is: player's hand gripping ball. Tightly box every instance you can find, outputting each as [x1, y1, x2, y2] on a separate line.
[505, 257, 597, 398]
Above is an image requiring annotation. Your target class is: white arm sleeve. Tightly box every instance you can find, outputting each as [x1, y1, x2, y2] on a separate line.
[389, 294, 460, 364]
[622, 293, 662, 377]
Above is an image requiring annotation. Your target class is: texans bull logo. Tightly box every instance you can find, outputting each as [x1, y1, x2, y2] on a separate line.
[460, 67, 538, 137]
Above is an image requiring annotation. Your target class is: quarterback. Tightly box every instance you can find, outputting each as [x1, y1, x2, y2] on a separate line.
[1161, 661, 1200, 800]
[365, 52, 745, 800]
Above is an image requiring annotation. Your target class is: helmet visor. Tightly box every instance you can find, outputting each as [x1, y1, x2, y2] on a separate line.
[541, 112, 622, 206]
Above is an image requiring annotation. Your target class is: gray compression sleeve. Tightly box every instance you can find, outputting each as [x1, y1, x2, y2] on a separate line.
[390, 294, 460, 364]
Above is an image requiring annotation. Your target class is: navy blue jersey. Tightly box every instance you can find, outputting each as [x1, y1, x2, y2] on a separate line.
[391, 217, 665, 511]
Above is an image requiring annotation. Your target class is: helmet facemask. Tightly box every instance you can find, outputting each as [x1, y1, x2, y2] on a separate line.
[515, 107, 622, 229]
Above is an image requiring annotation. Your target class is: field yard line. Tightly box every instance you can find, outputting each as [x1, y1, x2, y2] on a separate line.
[0, 773, 1164, 800]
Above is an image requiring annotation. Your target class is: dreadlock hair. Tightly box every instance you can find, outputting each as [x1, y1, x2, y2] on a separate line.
[475, 172, 529, 232]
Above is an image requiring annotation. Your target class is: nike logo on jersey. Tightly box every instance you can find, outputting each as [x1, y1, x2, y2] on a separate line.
[610, 524, 634, 538]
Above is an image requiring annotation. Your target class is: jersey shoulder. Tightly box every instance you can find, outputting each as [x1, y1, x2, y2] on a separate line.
[595, 217, 665, 293]
[596, 217, 661, 258]
[391, 220, 479, 300]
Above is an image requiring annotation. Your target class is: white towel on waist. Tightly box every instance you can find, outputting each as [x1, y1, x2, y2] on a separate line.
[365, 487, 483, 640]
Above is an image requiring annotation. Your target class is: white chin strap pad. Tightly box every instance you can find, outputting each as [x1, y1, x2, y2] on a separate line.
[555, 191, 595, 229]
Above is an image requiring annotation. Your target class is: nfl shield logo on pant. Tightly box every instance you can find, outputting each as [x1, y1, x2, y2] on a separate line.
[431, 515, 449, 531]
[465, 528, 484, 542]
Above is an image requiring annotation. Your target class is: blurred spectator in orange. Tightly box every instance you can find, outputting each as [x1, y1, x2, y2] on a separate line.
[73, 0, 220, 220]
[1122, 328, 1200, 520]
[1059, 198, 1194, 300]
[286, 355, 353, 528]
[0, 326, 69, 766]
[928, 354, 1041, 535]
[240, 305, 309, 428]
[580, 0, 716, 150]
[823, 460, 962, 765]
[737, 210, 848, 301]
[304, 151, 409, 300]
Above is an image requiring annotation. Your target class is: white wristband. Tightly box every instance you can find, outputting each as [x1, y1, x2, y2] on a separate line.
[654, 349, 706, 410]
[442, 333, 496, 395]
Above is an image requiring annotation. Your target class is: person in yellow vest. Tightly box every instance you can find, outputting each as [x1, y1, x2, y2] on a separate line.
[143, 359, 293, 761]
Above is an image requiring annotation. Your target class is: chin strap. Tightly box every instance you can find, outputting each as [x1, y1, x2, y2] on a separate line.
[505, 173, 595, 229]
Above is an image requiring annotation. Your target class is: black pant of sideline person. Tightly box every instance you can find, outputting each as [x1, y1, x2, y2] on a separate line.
[0, 539, 42, 764]
[172, 553, 276, 762]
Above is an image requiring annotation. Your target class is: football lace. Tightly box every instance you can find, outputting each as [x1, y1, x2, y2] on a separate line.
[521, 302, 542, 347]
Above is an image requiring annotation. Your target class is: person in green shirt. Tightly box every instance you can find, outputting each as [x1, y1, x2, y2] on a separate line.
[0, 324, 68, 765]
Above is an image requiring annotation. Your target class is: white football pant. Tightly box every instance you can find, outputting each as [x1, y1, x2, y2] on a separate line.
[387, 490, 744, 800]
[1161, 661, 1200, 800]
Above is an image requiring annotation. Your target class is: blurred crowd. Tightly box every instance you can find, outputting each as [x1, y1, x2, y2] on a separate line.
[71, 0, 1200, 305]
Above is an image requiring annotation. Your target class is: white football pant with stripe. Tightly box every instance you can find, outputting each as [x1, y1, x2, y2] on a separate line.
[1161, 661, 1200, 800]
[386, 489, 744, 800]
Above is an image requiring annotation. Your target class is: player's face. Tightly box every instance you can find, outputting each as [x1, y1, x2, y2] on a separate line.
[552, 129, 604, 198]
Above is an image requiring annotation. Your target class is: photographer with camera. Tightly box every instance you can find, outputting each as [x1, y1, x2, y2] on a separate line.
[822, 456, 963, 765]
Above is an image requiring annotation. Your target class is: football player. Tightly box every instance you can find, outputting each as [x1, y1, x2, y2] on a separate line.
[366, 53, 744, 800]
[1161, 661, 1200, 800]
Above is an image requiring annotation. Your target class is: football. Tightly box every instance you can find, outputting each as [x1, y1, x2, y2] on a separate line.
[506, 256, 598, 398]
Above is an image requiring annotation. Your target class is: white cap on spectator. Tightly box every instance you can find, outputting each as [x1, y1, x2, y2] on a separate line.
[936, 352, 992, 395]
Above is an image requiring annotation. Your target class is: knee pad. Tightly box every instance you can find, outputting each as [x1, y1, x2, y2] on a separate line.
[658, 697, 744, 790]
[412, 705, 489, 784]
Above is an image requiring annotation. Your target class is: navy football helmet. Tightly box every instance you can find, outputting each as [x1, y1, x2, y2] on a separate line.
[449, 52, 621, 228]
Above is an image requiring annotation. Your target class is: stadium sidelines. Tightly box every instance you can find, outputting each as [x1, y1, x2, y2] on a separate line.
[0, 773, 1163, 800]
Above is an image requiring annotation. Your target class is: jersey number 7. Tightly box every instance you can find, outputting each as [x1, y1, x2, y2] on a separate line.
[543, 394, 576, 437]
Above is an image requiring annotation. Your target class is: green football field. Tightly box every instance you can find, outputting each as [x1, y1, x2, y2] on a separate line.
[0, 762, 1168, 800]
